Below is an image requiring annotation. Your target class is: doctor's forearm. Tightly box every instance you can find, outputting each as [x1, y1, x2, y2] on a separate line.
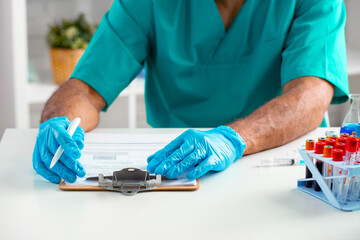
[41, 79, 106, 131]
[227, 77, 334, 155]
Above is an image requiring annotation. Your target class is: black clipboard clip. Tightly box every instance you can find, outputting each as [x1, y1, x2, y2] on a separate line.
[97, 168, 161, 196]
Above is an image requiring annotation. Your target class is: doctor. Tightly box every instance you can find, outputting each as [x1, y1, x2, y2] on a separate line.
[33, 0, 349, 183]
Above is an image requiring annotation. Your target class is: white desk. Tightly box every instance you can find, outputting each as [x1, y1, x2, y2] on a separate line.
[0, 128, 359, 239]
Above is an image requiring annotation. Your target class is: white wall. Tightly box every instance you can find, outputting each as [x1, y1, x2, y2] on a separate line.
[0, 0, 29, 138]
[0, 0, 16, 137]
[346, 0, 360, 50]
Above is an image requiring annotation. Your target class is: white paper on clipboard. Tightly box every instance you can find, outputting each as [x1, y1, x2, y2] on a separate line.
[67, 132, 197, 187]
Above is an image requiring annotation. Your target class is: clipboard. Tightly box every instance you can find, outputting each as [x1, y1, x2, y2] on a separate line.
[59, 132, 200, 194]
[59, 168, 199, 194]
[59, 179, 199, 191]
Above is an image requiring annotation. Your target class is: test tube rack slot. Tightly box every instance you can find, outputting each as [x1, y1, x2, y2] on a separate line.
[297, 146, 360, 212]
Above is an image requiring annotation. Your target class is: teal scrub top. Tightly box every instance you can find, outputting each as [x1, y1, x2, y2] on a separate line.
[71, 0, 349, 128]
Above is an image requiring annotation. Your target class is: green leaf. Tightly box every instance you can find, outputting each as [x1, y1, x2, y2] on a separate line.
[47, 13, 97, 49]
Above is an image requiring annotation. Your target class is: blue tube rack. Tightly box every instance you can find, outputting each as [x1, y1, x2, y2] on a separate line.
[298, 146, 360, 211]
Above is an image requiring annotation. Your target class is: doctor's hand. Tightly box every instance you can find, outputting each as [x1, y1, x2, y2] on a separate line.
[147, 126, 246, 180]
[32, 116, 86, 184]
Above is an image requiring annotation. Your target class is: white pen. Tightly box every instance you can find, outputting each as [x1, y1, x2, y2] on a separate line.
[49, 118, 81, 169]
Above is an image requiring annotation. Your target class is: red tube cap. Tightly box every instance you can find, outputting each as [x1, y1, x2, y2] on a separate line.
[338, 137, 347, 145]
[315, 142, 326, 154]
[335, 142, 346, 156]
[333, 149, 343, 162]
[325, 139, 336, 147]
[346, 137, 359, 153]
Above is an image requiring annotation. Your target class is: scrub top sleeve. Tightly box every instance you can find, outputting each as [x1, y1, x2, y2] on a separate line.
[281, 0, 349, 104]
[71, 0, 152, 111]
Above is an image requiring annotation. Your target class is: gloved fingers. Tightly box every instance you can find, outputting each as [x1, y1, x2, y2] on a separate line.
[165, 151, 204, 179]
[39, 144, 78, 183]
[147, 138, 184, 173]
[147, 136, 184, 163]
[52, 125, 81, 159]
[73, 127, 85, 150]
[147, 151, 167, 173]
[59, 153, 86, 177]
[33, 144, 62, 183]
[153, 142, 194, 176]
[187, 158, 215, 180]
[147, 131, 190, 164]
[34, 159, 62, 184]
[74, 126, 85, 139]
[77, 162, 86, 174]
[74, 139, 84, 150]
[47, 134, 61, 154]
[54, 129, 84, 151]
[38, 139, 56, 168]
[51, 160, 77, 183]
[48, 133, 85, 154]
[47, 129, 84, 154]
[147, 153, 156, 166]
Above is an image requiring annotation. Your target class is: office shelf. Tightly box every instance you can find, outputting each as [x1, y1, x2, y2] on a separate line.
[27, 78, 145, 105]
[27, 78, 145, 128]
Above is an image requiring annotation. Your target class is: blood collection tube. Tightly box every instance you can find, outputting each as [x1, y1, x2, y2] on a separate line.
[315, 142, 325, 153]
[323, 146, 333, 157]
[337, 137, 359, 203]
[306, 139, 315, 150]
[335, 142, 346, 156]
[340, 133, 349, 139]
[318, 137, 326, 143]
[314, 141, 325, 192]
[332, 149, 344, 197]
[346, 137, 359, 159]
[323, 146, 333, 188]
[305, 139, 315, 188]
[333, 149, 343, 161]
[349, 171, 360, 201]
[337, 137, 347, 146]
[350, 135, 360, 201]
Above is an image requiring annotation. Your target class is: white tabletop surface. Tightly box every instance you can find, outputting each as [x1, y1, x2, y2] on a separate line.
[0, 128, 359, 240]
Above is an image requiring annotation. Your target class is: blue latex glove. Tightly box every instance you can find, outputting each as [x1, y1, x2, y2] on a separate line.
[32, 116, 86, 183]
[147, 126, 246, 180]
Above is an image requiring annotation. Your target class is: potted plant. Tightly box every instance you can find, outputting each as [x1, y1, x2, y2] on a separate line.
[47, 14, 96, 85]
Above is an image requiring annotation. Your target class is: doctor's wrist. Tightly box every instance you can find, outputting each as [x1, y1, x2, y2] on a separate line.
[215, 125, 247, 159]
